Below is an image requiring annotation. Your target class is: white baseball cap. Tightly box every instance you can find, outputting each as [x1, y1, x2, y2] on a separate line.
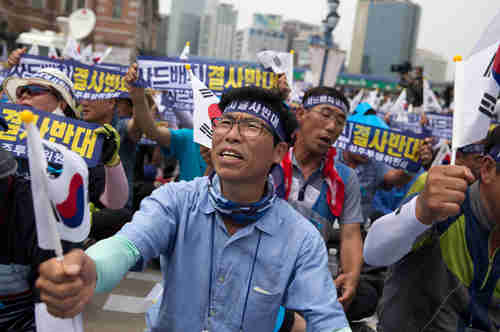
[3, 67, 77, 113]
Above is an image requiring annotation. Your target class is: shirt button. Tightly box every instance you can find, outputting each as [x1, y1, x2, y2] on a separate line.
[218, 276, 224, 283]
[210, 309, 216, 316]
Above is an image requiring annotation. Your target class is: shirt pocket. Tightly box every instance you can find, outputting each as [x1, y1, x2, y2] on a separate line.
[243, 288, 282, 330]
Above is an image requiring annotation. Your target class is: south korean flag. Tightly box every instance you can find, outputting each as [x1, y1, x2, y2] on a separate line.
[453, 28, 500, 150]
[187, 65, 222, 149]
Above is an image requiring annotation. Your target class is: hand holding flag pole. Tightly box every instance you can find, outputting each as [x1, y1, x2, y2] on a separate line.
[21, 110, 88, 331]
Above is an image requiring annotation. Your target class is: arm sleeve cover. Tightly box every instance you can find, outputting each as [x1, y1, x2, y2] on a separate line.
[363, 196, 431, 267]
[85, 235, 141, 293]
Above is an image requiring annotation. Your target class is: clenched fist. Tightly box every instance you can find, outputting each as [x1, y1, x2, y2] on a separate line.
[415, 165, 475, 225]
[36, 250, 97, 318]
[124, 63, 145, 102]
[7, 47, 27, 68]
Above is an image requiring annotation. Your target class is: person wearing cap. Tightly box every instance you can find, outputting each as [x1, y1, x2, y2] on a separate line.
[35, 86, 352, 332]
[364, 126, 500, 332]
[3, 65, 78, 119]
[4, 48, 130, 211]
[270, 87, 371, 329]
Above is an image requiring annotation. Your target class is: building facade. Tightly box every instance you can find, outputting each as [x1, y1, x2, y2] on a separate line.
[252, 13, 282, 31]
[198, 1, 237, 60]
[168, 0, 206, 56]
[282, 19, 321, 67]
[233, 27, 287, 63]
[156, 14, 169, 56]
[348, 0, 420, 79]
[415, 49, 448, 83]
[0, 0, 160, 64]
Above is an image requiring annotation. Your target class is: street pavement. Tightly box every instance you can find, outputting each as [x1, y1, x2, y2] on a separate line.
[83, 267, 162, 332]
[81, 266, 378, 332]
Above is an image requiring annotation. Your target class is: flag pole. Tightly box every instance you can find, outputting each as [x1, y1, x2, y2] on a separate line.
[451, 55, 464, 166]
[20, 111, 64, 260]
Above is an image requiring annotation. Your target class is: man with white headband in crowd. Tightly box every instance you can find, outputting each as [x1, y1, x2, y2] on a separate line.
[271, 87, 373, 330]
[364, 125, 500, 332]
[35, 86, 352, 332]
[124, 63, 302, 332]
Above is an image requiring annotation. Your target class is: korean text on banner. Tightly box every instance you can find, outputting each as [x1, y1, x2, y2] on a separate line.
[0, 103, 103, 167]
[335, 120, 425, 172]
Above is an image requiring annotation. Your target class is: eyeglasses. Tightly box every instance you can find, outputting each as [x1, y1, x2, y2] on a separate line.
[212, 116, 273, 138]
[16, 84, 61, 100]
[308, 107, 346, 127]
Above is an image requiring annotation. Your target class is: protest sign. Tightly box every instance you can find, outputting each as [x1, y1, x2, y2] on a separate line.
[9, 54, 128, 100]
[0, 103, 103, 167]
[335, 120, 425, 172]
[134, 55, 278, 127]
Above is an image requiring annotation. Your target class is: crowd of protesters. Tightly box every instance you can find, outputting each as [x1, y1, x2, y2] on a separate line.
[0, 45, 499, 332]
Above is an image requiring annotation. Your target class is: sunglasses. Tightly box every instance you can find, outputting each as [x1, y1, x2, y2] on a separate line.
[16, 84, 61, 100]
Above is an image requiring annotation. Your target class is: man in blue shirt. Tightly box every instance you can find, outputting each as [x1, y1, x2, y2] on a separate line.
[124, 64, 212, 182]
[35, 86, 351, 332]
[159, 128, 209, 180]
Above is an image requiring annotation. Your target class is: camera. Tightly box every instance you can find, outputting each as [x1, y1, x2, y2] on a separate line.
[390, 61, 412, 74]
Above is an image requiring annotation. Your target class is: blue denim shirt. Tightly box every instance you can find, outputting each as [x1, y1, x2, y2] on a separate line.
[118, 177, 349, 332]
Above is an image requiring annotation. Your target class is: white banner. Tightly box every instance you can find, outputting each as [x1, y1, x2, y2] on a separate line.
[257, 50, 294, 88]
[423, 79, 443, 113]
[363, 89, 381, 110]
[324, 48, 346, 87]
[310, 47, 346, 87]
[310, 46, 324, 86]
[390, 89, 407, 114]
[349, 89, 364, 112]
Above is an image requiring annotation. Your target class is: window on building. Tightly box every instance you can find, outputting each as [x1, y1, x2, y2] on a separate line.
[32, 0, 44, 9]
[112, 0, 122, 19]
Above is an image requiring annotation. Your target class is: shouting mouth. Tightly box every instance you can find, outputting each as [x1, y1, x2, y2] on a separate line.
[219, 149, 244, 160]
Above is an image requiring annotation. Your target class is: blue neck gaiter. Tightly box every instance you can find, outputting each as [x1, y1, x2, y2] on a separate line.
[208, 174, 276, 224]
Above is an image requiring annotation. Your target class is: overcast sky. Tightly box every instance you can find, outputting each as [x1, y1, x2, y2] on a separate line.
[159, 0, 500, 78]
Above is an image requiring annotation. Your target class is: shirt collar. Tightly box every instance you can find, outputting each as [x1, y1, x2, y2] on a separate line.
[199, 179, 281, 236]
[200, 182, 216, 214]
[254, 207, 281, 236]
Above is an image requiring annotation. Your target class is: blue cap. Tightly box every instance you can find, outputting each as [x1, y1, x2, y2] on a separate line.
[354, 102, 373, 115]
[348, 111, 389, 130]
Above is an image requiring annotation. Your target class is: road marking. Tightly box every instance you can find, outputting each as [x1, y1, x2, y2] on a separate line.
[126, 272, 162, 283]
